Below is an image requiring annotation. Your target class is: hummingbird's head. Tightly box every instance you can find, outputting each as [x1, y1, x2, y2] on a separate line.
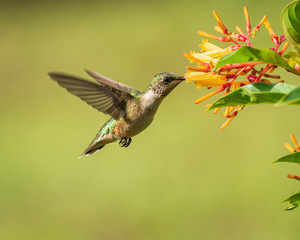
[149, 72, 185, 97]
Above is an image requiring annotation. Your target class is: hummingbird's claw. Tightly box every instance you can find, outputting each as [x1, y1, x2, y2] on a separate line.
[119, 138, 132, 148]
[119, 138, 127, 147]
[126, 138, 132, 147]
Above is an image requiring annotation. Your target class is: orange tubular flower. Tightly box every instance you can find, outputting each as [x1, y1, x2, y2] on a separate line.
[184, 6, 287, 130]
[185, 71, 227, 87]
[283, 134, 300, 180]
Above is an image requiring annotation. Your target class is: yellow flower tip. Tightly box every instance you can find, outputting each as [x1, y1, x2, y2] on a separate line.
[267, 66, 276, 73]
[258, 15, 268, 27]
[280, 42, 289, 55]
[290, 133, 299, 150]
[290, 133, 296, 140]
[287, 174, 300, 181]
[185, 71, 227, 87]
[263, 19, 277, 40]
[183, 52, 190, 58]
[252, 15, 267, 35]
[228, 106, 237, 114]
[284, 142, 296, 153]
[194, 98, 202, 104]
[194, 95, 209, 104]
[235, 26, 244, 35]
[205, 104, 213, 108]
[287, 174, 295, 179]
[214, 26, 224, 34]
[213, 107, 220, 114]
[243, 7, 250, 22]
[212, 11, 220, 21]
[222, 106, 230, 117]
[220, 116, 235, 130]
[186, 65, 208, 72]
[197, 31, 220, 40]
[183, 52, 192, 62]
[212, 11, 227, 33]
[194, 89, 221, 104]
[184, 72, 192, 83]
[243, 6, 251, 33]
[199, 39, 222, 52]
[217, 22, 227, 34]
[262, 79, 271, 84]
[231, 81, 249, 90]
[185, 51, 214, 66]
[194, 78, 227, 88]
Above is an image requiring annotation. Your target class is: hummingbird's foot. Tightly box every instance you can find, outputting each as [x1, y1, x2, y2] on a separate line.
[119, 138, 126, 147]
[119, 138, 132, 148]
[126, 138, 132, 147]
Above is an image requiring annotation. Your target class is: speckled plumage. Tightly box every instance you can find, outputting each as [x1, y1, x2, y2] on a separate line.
[49, 70, 185, 157]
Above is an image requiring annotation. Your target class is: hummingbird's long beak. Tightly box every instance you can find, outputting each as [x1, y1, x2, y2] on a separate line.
[176, 75, 186, 81]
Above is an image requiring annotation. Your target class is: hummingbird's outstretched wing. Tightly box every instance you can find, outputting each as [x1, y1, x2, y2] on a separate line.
[49, 72, 139, 120]
[85, 70, 140, 97]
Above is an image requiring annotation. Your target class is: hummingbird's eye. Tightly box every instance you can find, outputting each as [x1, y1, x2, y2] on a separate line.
[163, 76, 171, 83]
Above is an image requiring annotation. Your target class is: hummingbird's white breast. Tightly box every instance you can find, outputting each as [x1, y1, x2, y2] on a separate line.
[140, 89, 161, 110]
[114, 89, 163, 138]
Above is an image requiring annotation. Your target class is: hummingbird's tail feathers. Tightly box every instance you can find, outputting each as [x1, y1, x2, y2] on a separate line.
[78, 144, 105, 158]
[78, 119, 118, 158]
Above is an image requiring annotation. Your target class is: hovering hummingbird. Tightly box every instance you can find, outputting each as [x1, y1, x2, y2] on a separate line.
[49, 70, 185, 157]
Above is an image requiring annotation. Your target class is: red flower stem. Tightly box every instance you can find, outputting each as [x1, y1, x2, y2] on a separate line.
[220, 67, 248, 94]
[219, 62, 263, 71]
[255, 64, 271, 82]
[229, 37, 241, 47]
[228, 67, 247, 85]
[272, 37, 280, 50]
[279, 35, 286, 44]
[273, 41, 280, 52]
[246, 40, 254, 47]
[263, 73, 280, 79]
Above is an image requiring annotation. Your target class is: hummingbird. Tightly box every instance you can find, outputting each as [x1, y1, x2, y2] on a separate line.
[49, 70, 185, 157]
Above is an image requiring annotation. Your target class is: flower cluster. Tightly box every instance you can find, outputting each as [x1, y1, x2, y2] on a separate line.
[284, 134, 300, 181]
[184, 7, 289, 130]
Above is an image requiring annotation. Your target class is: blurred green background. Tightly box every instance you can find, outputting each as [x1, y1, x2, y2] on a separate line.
[1, 0, 299, 239]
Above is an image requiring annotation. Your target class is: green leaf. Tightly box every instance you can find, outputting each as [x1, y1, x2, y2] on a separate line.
[283, 190, 300, 211]
[214, 46, 299, 75]
[277, 86, 300, 105]
[281, 1, 300, 56]
[284, 51, 300, 66]
[273, 152, 300, 163]
[209, 83, 296, 109]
